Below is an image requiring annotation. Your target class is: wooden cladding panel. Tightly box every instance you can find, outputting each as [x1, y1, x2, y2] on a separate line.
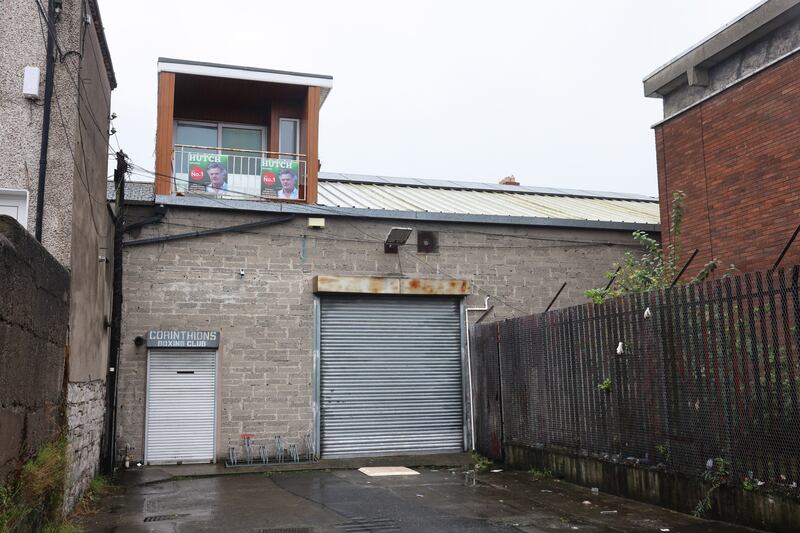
[305, 86, 320, 204]
[155, 72, 175, 196]
[174, 74, 304, 126]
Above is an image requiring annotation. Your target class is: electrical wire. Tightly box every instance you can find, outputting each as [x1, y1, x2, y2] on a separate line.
[34, 0, 119, 157]
[35, 6, 108, 238]
[33, 0, 129, 206]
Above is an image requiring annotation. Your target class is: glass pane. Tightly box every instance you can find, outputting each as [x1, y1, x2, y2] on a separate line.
[176, 123, 217, 148]
[221, 127, 262, 152]
[174, 124, 217, 182]
[222, 127, 262, 175]
[279, 119, 298, 159]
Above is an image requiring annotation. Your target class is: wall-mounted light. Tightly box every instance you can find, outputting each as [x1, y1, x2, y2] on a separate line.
[384, 227, 413, 254]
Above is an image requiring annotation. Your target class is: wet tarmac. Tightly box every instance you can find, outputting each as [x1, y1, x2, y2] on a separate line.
[78, 467, 766, 532]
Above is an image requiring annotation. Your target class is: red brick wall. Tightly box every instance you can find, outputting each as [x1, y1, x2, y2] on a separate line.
[655, 52, 800, 277]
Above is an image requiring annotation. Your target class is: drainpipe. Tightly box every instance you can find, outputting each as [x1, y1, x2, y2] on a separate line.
[464, 296, 490, 451]
[34, 0, 58, 242]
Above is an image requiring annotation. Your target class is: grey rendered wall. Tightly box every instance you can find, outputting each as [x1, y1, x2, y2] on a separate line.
[116, 207, 646, 462]
[663, 17, 800, 118]
[0, 0, 91, 266]
[63, 13, 113, 511]
[0, 216, 69, 482]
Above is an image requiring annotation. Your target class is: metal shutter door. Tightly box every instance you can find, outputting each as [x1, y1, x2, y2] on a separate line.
[320, 296, 463, 457]
[145, 351, 216, 464]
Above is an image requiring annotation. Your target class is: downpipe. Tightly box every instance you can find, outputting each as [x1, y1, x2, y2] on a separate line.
[464, 296, 490, 451]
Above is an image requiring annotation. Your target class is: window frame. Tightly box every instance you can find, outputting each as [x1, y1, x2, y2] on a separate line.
[0, 188, 29, 227]
[278, 118, 300, 158]
[173, 120, 267, 153]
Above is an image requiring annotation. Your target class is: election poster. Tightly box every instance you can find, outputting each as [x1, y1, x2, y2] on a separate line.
[261, 159, 301, 199]
[186, 152, 230, 194]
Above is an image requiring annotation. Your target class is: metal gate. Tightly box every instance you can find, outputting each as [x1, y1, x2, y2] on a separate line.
[319, 296, 464, 457]
[145, 350, 216, 464]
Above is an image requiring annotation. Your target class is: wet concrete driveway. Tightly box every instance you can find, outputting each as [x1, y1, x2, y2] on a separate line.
[79, 467, 763, 532]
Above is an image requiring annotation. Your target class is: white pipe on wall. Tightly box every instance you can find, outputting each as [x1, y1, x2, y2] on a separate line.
[464, 296, 490, 451]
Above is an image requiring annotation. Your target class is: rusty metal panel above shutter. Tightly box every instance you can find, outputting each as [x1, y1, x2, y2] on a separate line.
[320, 296, 463, 457]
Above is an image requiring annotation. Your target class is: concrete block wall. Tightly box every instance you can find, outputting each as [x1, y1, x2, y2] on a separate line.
[117, 208, 645, 462]
[0, 216, 69, 482]
[655, 51, 800, 276]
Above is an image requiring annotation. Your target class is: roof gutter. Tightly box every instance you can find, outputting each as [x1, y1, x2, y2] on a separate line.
[155, 195, 660, 233]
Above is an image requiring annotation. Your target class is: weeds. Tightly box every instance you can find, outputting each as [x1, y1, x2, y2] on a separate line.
[597, 378, 612, 393]
[655, 443, 671, 465]
[692, 457, 730, 518]
[42, 523, 82, 533]
[471, 453, 492, 473]
[0, 436, 67, 533]
[72, 474, 112, 517]
[528, 468, 553, 481]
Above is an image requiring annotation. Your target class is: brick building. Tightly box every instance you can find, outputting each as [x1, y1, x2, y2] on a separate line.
[644, 0, 800, 275]
[113, 58, 660, 465]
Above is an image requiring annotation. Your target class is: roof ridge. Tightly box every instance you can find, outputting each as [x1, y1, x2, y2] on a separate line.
[318, 172, 658, 202]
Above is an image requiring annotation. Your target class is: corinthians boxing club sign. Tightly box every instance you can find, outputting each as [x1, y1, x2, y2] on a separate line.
[146, 330, 220, 348]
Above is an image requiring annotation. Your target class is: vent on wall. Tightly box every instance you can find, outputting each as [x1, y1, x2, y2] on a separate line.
[417, 231, 439, 254]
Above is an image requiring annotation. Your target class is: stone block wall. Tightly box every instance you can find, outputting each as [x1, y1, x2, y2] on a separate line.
[63, 380, 106, 512]
[117, 208, 646, 463]
[0, 216, 69, 482]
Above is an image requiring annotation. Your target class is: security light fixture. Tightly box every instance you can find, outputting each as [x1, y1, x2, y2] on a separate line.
[384, 227, 413, 254]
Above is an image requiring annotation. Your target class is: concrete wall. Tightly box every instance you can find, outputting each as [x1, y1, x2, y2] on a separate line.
[505, 445, 800, 533]
[64, 7, 114, 512]
[655, 51, 800, 275]
[116, 207, 646, 462]
[0, 215, 69, 483]
[0, 0, 114, 509]
[68, 0, 113, 382]
[662, 18, 800, 118]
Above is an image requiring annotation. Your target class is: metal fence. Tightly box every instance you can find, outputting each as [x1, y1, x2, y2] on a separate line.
[470, 267, 800, 485]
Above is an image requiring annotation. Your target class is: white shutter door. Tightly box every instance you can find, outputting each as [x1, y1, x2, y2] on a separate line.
[320, 296, 464, 457]
[145, 350, 216, 464]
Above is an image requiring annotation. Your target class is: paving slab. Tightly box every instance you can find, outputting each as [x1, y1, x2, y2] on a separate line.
[78, 466, 767, 532]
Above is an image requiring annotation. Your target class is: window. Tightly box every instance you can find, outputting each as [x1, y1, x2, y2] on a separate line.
[221, 126, 263, 174]
[0, 189, 30, 227]
[173, 121, 266, 182]
[279, 118, 299, 159]
[175, 123, 217, 148]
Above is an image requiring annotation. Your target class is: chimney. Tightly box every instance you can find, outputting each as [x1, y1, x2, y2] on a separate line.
[499, 175, 519, 186]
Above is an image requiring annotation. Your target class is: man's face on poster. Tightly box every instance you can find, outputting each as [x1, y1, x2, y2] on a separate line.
[280, 172, 295, 193]
[208, 167, 225, 188]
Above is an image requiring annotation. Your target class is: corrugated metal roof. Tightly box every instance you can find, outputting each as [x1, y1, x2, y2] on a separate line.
[317, 174, 659, 226]
[319, 172, 657, 201]
[110, 173, 660, 227]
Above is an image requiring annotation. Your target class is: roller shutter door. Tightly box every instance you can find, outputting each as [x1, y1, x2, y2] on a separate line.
[320, 296, 463, 457]
[145, 350, 216, 464]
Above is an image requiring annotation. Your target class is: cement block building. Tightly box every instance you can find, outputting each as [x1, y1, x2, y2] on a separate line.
[113, 58, 660, 464]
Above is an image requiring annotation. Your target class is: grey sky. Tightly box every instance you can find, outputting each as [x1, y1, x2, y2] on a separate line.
[102, 0, 756, 196]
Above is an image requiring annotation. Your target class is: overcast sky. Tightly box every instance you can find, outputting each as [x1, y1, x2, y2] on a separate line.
[101, 0, 756, 197]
